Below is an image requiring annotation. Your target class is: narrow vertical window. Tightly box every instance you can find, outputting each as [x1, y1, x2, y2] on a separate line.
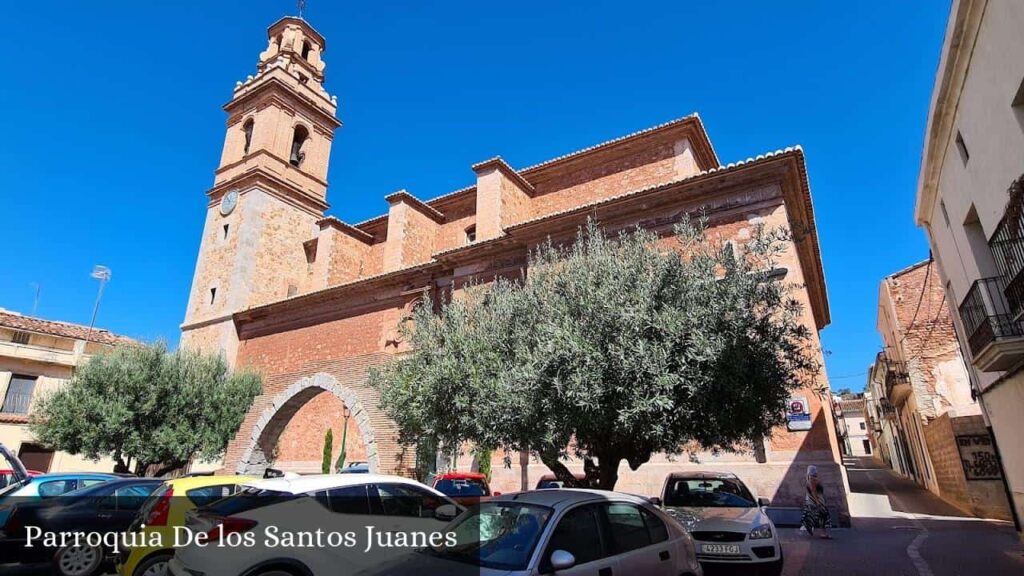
[955, 130, 969, 165]
[465, 225, 476, 244]
[301, 41, 312, 61]
[242, 119, 254, 155]
[290, 125, 309, 168]
[222, 224, 230, 239]
[210, 287, 217, 305]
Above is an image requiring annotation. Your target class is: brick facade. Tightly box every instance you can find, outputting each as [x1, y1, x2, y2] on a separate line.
[182, 17, 846, 519]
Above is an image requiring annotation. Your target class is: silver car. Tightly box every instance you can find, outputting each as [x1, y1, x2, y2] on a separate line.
[657, 472, 783, 575]
[358, 489, 702, 576]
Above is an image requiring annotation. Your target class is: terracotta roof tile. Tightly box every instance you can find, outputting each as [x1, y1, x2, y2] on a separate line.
[0, 310, 132, 346]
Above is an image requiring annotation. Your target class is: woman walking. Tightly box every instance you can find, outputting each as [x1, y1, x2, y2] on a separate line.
[801, 465, 832, 538]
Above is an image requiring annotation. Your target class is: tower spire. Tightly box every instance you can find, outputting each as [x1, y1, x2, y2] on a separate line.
[297, 0, 306, 19]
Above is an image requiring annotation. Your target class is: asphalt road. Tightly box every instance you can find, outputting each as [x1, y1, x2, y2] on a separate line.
[6, 457, 1023, 576]
[779, 456, 1024, 576]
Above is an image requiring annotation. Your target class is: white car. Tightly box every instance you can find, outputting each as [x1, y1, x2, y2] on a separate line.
[354, 488, 702, 576]
[656, 472, 782, 575]
[167, 473, 463, 576]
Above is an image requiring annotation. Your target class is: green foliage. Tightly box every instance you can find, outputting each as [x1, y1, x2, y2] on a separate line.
[370, 218, 820, 489]
[322, 429, 334, 474]
[30, 342, 262, 476]
[335, 423, 347, 472]
[474, 446, 492, 482]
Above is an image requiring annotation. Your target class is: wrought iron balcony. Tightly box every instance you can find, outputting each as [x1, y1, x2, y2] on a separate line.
[959, 276, 1024, 371]
[990, 175, 1024, 319]
[875, 352, 911, 405]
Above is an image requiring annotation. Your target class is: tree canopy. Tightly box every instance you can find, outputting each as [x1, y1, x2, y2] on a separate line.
[370, 218, 820, 489]
[31, 342, 261, 476]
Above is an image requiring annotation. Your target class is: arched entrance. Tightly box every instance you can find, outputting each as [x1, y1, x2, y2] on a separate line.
[237, 372, 379, 475]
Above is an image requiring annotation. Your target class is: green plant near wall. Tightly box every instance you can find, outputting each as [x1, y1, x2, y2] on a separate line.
[474, 446, 492, 482]
[322, 429, 334, 474]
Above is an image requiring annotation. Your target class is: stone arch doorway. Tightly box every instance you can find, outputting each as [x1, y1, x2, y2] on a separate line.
[237, 373, 379, 475]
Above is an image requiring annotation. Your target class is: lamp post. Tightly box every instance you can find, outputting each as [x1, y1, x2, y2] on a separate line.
[84, 265, 111, 347]
[335, 405, 350, 472]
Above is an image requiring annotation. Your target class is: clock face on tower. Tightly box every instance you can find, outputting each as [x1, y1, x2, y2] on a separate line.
[220, 189, 239, 216]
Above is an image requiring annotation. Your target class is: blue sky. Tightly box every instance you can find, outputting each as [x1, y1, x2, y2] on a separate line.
[0, 1, 948, 390]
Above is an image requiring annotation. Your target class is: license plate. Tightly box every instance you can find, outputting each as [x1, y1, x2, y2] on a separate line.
[701, 544, 740, 554]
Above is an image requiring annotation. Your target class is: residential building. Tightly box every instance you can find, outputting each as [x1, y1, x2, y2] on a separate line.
[870, 259, 1009, 520]
[835, 398, 871, 457]
[915, 0, 1024, 532]
[0, 309, 131, 472]
[180, 15, 848, 519]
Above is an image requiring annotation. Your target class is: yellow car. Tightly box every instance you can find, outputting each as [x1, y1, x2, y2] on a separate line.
[116, 474, 256, 576]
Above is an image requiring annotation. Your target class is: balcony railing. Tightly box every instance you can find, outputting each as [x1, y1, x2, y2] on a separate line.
[875, 352, 910, 403]
[959, 276, 1024, 358]
[989, 186, 1024, 319]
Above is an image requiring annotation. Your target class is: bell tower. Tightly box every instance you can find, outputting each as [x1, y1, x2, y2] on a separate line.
[180, 16, 341, 362]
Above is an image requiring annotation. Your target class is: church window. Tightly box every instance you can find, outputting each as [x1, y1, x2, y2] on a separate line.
[242, 119, 254, 155]
[301, 41, 312, 61]
[210, 287, 217, 305]
[287, 284, 298, 297]
[290, 125, 309, 168]
[223, 224, 230, 239]
[465, 225, 476, 244]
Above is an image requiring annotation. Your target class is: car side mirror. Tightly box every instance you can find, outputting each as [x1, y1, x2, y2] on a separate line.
[758, 497, 770, 507]
[435, 504, 458, 521]
[649, 496, 663, 507]
[550, 550, 576, 571]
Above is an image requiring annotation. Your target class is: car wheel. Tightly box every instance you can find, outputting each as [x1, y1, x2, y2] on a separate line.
[52, 543, 103, 576]
[133, 552, 173, 576]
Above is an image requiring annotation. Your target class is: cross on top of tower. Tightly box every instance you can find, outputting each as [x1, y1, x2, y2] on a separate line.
[297, 0, 306, 19]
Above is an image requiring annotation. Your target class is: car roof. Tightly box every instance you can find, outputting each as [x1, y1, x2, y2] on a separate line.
[537, 473, 586, 480]
[434, 472, 486, 480]
[666, 471, 740, 480]
[244, 474, 428, 494]
[490, 489, 649, 508]
[165, 475, 258, 491]
[32, 472, 117, 480]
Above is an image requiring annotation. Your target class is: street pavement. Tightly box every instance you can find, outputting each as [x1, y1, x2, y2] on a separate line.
[779, 456, 1024, 575]
[6, 456, 1023, 575]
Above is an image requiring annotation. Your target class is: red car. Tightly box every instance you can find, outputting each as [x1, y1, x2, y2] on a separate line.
[431, 472, 497, 506]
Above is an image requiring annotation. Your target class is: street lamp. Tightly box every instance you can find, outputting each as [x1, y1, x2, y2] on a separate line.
[84, 265, 111, 346]
[335, 405, 350, 472]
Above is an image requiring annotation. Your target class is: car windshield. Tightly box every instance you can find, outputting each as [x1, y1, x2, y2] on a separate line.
[428, 502, 552, 570]
[434, 478, 489, 497]
[664, 478, 757, 508]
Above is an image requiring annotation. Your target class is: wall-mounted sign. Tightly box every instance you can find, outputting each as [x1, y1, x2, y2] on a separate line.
[957, 434, 1002, 481]
[787, 396, 812, 431]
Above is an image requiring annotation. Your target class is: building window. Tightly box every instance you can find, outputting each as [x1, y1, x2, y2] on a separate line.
[287, 284, 298, 297]
[940, 200, 951, 227]
[301, 41, 312, 61]
[222, 224, 230, 240]
[955, 130, 970, 165]
[1, 375, 38, 414]
[11, 331, 30, 345]
[242, 119, 254, 155]
[465, 225, 476, 244]
[859, 422, 866, 430]
[290, 125, 309, 168]
[210, 287, 217, 305]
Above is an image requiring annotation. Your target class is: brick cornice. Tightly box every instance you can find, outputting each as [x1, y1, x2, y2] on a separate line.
[472, 156, 536, 196]
[384, 190, 445, 223]
[225, 74, 341, 131]
[317, 216, 375, 244]
[208, 165, 329, 216]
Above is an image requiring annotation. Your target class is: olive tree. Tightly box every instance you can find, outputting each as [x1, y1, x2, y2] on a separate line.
[370, 218, 819, 489]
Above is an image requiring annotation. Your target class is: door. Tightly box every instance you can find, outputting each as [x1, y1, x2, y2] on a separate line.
[539, 503, 618, 576]
[599, 502, 675, 575]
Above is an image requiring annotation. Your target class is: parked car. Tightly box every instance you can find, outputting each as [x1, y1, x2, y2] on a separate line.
[654, 471, 782, 575]
[431, 472, 498, 506]
[115, 474, 257, 576]
[0, 443, 120, 530]
[167, 474, 464, 576]
[355, 488, 702, 576]
[0, 468, 42, 489]
[339, 461, 370, 474]
[534, 473, 586, 489]
[0, 477, 162, 576]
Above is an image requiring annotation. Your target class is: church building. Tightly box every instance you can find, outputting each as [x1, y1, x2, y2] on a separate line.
[181, 16, 846, 518]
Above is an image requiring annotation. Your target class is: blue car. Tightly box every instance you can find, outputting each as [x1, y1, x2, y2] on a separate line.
[0, 443, 119, 527]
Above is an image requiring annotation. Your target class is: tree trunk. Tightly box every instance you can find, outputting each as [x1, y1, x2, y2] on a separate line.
[537, 449, 586, 488]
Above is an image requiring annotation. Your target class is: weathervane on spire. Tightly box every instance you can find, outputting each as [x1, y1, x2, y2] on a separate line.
[297, 0, 306, 18]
